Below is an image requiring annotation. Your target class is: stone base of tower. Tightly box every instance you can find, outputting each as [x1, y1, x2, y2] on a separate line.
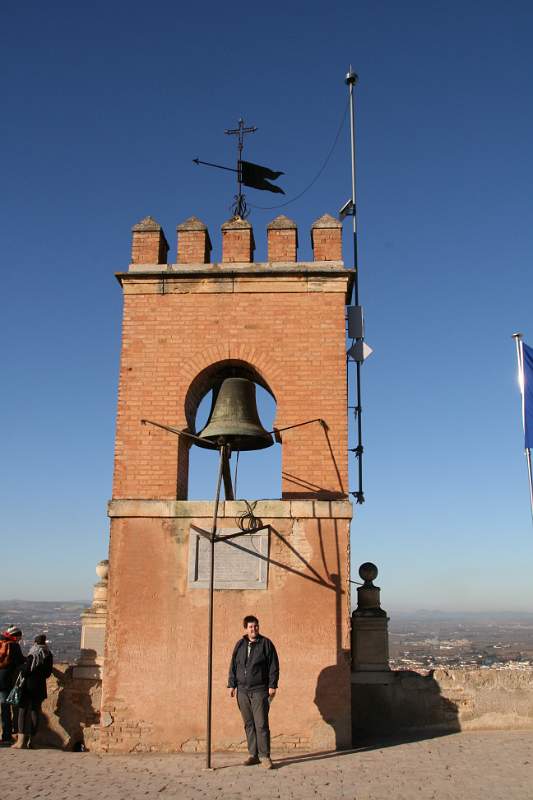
[99, 499, 352, 753]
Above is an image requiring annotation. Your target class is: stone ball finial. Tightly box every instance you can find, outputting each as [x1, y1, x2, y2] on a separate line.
[96, 560, 109, 582]
[359, 562, 378, 583]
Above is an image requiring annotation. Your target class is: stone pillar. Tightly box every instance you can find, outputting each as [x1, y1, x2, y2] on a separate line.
[351, 563, 392, 684]
[73, 560, 108, 680]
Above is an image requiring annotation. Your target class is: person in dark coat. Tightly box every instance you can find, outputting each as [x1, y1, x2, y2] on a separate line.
[13, 634, 53, 749]
[227, 615, 279, 769]
[0, 626, 25, 746]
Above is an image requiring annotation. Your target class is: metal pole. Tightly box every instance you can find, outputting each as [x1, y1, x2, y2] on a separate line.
[346, 66, 364, 504]
[238, 120, 243, 203]
[347, 69, 359, 301]
[205, 443, 226, 769]
[513, 334, 533, 523]
[526, 449, 533, 524]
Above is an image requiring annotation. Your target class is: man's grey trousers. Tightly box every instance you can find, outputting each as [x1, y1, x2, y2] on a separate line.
[237, 688, 271, 758]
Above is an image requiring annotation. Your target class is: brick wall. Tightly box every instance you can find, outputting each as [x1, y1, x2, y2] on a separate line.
[113, 215, 351, 502]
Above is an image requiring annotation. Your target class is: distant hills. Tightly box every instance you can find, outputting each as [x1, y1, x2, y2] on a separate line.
[393, 610, 533, 622]
[1, 600, 87, 608]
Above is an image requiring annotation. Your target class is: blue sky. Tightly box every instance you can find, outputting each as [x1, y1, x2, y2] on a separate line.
[1, 1, 532, 611]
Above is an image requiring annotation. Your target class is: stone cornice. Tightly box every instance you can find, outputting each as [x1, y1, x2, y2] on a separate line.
[116, 263, 354, 301]
[108, 498, 353, 520]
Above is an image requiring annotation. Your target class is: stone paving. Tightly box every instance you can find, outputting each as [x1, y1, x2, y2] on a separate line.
[1, 731, 532, 800]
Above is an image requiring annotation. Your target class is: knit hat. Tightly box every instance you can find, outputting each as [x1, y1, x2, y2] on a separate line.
[5, 626, 22, 637]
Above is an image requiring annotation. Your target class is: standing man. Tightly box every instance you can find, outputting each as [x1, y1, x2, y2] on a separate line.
[228, 615, 279, 769]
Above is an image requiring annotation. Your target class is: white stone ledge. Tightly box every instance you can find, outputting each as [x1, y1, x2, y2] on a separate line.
[108, 498, 353, 520]
[126, 261, 347, 273]
[117, 270, 353, 300]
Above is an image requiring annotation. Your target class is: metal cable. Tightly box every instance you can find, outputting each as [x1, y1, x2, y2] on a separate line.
[235, 499, 262, 532]
[248, 98, 349, 211]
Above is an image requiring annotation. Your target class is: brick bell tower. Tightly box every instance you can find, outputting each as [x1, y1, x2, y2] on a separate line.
[100, 212, 354, 753]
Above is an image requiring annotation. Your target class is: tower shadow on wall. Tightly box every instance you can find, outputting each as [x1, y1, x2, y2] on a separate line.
[351, 669, 460, 745]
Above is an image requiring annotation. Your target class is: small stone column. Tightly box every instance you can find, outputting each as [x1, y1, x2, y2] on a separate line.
[311, 213, 342, 261]
[176, 216, 212, 264]
[351, 563, 392, 684]
[130, 216, 169, 265]
[221, 217, 255, 262]
[73, 560, 109, 680]
[267, 215, 298, 262]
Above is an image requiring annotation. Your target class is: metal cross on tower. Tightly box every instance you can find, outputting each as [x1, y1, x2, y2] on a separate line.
[225, 118, 257, 218]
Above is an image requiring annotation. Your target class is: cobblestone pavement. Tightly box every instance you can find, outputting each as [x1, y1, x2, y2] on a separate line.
[1, 731, 532, 800]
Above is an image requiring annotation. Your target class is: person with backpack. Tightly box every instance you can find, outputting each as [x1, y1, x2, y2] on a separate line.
[0, 626, 25, 746]
[13, 634, 53, 749]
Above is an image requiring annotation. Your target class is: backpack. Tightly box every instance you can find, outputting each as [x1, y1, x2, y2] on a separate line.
[0, 640, 12, 669]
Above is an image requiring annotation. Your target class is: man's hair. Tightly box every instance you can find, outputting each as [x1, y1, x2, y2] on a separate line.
[34, 634, 47, 645]
[243, 615, 259, 628]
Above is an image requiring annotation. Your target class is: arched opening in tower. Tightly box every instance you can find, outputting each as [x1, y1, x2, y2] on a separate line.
[185, 360, 281, 501]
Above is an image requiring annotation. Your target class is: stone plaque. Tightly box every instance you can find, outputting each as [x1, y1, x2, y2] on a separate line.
[188, 526, 269, 590]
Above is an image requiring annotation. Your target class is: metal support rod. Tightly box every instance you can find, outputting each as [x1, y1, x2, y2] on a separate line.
[141, 418, 205, 446]
[346, 66, 364, 504]
[268, 417, 327, 436]
[513, 333, 533, 523]
[221, 450, 235, 500]
[205, 443, 227, 770]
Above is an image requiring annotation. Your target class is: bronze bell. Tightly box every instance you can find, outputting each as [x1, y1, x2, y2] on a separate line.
[196, 377, 273, 451]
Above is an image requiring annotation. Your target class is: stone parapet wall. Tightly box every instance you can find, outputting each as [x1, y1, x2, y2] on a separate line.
[352, 667, 533, 740]
[27, 665, 533, 751]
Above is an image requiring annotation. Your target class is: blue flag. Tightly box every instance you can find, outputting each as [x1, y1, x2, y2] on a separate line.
[523, 343, 533, 448]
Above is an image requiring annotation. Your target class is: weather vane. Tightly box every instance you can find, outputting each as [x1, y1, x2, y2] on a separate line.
[193, 118, 284, 218]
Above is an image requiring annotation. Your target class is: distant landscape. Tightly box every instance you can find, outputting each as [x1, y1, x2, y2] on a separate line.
[0, 601, 87, 663]
[1, 601, 533, 670]
[389, 610, 533, 670]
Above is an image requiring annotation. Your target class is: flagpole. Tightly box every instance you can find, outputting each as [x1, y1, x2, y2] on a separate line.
[512, 332, 533, 523]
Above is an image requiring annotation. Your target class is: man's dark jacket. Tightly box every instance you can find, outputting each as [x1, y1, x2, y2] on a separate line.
[228, 635, 279, 691]
[0, 635, 25, 692]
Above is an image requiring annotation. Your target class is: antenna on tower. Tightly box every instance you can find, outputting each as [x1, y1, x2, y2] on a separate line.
[343, 66, 371, 505]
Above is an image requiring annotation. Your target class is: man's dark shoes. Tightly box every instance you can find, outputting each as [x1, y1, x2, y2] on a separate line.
[243, 755, 260, 766]
[261, 757, 274, 769]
